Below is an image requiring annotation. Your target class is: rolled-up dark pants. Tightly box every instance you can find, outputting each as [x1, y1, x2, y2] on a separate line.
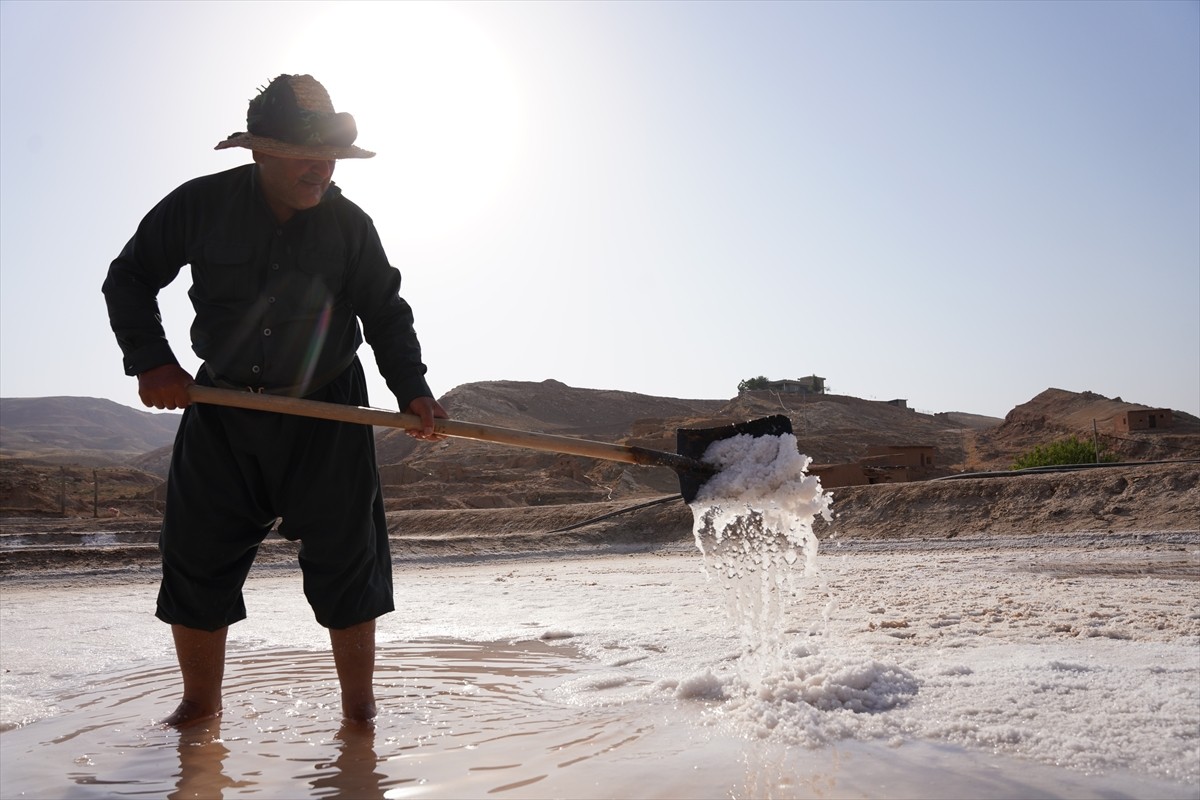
[156, 359, 394, 631]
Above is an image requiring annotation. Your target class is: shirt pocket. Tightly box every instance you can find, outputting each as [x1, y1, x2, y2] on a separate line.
[292, 247, 347, 311]
[190, 241, 257, 304]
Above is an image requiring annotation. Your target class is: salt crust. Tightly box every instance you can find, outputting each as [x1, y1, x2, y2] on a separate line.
[4, 548, 1197, 787]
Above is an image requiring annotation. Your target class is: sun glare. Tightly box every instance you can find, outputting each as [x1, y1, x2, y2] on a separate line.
[284, 3, 523, 242]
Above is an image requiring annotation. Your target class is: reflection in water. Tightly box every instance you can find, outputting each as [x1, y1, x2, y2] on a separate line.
[1, 638, 1174, 800]
[1, 640, 594, 800]
[169, 717, 250, 800]
[308, 722, 385, 800]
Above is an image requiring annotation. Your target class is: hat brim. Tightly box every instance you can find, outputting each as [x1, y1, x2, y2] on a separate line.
[215, 132, 375, 160]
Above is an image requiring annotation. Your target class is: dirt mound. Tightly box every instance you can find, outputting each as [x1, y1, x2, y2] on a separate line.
[974, 388, 1200, 468]
[130, 445, 173, 479]
[817, 461, 1199, 539]
[935, 411, 1004, 431]
[7, 462, 1194, 578]
[383, 461, 1200, 548]
[0, 460, 163, 518]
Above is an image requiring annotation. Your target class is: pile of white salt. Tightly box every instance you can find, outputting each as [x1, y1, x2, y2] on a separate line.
[688, 431, 833, 676]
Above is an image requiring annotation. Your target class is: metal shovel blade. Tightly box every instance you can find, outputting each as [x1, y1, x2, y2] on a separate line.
[675, 414, 794, 503]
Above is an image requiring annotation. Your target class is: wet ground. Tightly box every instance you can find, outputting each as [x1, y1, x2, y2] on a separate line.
[2, 531, 1197, 799]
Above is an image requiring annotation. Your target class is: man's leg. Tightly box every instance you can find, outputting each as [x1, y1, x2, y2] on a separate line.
[157, 398, 274, 726]
[330, 619, 377, 722]
[162, 624, 228, 726]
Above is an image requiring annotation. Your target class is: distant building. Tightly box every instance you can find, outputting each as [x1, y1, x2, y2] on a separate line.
[809, 462, 866, 488]
[1114, 409, 1173, 434]
[811, 445, 937, 488]
[764, 375, 826, 395]
[885, 399, 909, 410]
[864, 445, 936, 469]
[861, 445, 937, 483]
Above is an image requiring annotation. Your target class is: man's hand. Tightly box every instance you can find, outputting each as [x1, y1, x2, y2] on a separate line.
[405, 396, 449, 441]
[137, 364, 195, 410]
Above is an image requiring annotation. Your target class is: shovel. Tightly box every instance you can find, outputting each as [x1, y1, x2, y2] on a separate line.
[187, 385, 792, 502]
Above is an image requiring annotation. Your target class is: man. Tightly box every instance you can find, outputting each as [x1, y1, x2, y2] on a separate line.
[102, 74, 447, 727]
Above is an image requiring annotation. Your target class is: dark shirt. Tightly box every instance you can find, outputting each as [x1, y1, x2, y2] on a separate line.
[102, 164, 432, 407]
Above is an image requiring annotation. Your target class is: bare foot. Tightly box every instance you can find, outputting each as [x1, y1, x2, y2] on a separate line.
[161, 699, 222, 728]
[341, 699, 377, 724]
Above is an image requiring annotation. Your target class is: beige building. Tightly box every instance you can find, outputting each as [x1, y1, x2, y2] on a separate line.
[864, 445, 936, 469]
[1114, 409, 1174, 434]
[809, 462, 867, 488]
[810, 445, 938, 488]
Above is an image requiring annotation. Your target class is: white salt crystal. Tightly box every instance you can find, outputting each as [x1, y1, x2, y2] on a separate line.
[688, 432, 833, 678]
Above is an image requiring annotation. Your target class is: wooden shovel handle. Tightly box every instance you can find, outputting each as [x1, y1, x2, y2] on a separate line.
[187, 385, 706, 474]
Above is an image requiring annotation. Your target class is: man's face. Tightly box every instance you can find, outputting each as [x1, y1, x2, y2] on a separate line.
[253, 152, 336, 221]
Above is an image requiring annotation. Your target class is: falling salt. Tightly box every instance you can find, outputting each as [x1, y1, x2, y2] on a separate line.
[685, 433, 908, 741]
[688, 432, 832, 679]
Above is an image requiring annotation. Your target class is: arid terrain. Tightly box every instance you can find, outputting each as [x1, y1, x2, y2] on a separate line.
[1, 382, 1197, 575]
[3, 383, 1199, 800]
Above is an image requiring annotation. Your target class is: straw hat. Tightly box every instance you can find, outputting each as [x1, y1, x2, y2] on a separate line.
[215, 74, 375, 160]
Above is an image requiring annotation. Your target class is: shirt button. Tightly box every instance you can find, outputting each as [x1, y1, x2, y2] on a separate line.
[251, 365, 261, 374]
[271, 263, 280, 271]
[268, 296, 276, 303]
[263, 328, 272, 336]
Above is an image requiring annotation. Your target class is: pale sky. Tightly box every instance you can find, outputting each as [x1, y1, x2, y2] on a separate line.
[2, 0, 1197, 419]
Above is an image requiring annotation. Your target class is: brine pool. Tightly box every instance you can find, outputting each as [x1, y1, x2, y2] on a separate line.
[3, 540, 1196, 799]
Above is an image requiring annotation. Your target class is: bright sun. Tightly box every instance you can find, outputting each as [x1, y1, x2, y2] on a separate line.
[285, 2, 523, 243]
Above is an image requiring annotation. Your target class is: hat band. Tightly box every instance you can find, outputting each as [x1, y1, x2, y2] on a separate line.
[248, 109, 359, 149]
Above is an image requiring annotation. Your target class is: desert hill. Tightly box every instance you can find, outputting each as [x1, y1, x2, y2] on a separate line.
[974, 388, 1200, 467]
[701, 391, 982, 465]
[0, 397, 179, 465]
[373, 381, 1006, 510]
[374, 383, 1196, 510]
[373, 379, 730, 464]
[372, 380, 734, 509]
[1, 383, 1197, 517]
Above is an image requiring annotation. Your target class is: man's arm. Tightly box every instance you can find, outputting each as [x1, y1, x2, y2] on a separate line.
[102, 189, 192, 405]
[339, 206, 439, 411]
[404, 396, 448, 440]
[137, 363, 195, 411]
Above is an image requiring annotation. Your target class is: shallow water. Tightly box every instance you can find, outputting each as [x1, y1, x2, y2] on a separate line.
[2, 636, 1191, 800]
[4, 525, 1198, 799]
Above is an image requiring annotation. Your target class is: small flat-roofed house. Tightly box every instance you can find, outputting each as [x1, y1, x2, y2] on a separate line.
[864, 445, 936, 469]
[808, 462, 867, 488]
[1114, 409, 1174, 434]
[860, 445, 937, 483]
